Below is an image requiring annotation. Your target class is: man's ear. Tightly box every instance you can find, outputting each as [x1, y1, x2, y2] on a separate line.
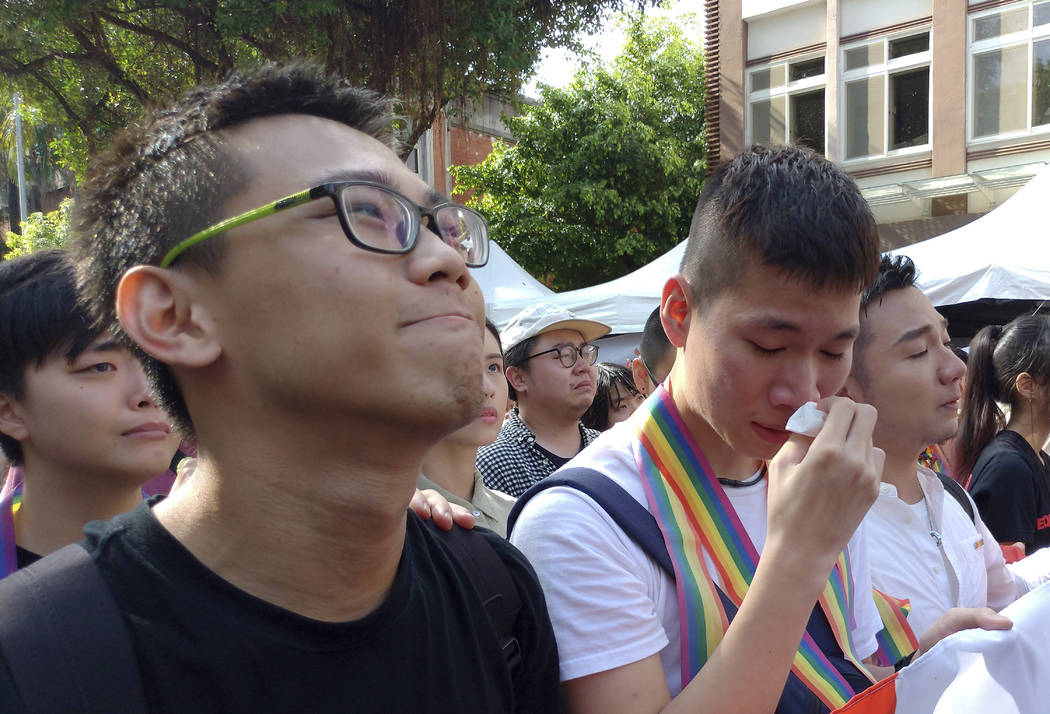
[630, 358, 652, 396]
[661, 275, 693, 349]
[116, 266, 222, 368]
[0, 393, 29, 443]
[505, 365, 529, 395]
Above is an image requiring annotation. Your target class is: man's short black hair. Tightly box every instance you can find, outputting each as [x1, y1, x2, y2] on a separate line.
[853, 255, 919, 383]
[681, 145, 880, 311]
[73, 62, 395, 436]
[0, 251, 100, 464]
[639, 307, 672, 371]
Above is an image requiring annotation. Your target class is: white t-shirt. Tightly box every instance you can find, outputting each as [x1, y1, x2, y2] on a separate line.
[510, 419, 881, 694]
[864, 466, 1026, 636]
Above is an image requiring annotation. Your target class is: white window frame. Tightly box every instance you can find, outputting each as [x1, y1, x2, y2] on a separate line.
[746, 52, 827, 153]
[839, 28, 933, 164]
[968, 0, 1050, 144]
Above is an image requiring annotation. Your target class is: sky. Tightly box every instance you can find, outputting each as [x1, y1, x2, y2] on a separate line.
[523, 0, 706, 97]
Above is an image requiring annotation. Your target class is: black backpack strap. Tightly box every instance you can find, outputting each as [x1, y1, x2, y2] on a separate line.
[426, 521, 523, 672]
[507, 467, 675, 578]
[0, 543, 148, 714]
[936, 472, 975, 524]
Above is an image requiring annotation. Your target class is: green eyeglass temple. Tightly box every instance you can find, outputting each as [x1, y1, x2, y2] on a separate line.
[159, 182, 489, 268]
[160, 187, 318, 268]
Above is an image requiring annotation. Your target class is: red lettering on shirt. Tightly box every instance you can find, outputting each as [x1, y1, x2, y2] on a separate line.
[1037, 514, 1050, 531]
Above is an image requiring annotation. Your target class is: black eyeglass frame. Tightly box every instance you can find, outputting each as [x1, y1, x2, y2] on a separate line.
[523, 343, 599, 369]
[160, 180, 490, 269]
[639, 354, 659, 387]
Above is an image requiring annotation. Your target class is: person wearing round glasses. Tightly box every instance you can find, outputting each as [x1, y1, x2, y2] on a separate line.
[477, 303, 610, 498]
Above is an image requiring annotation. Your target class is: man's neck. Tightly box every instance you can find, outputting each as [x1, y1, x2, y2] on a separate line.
[880, 445, 923, 504]
[421, 440, 477, 502]
[517, 404, 582, 457]
[153, 405, 433, 623]
[14, 458, 143, 557]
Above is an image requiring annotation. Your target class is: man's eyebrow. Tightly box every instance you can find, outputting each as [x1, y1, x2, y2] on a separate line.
[486, 352, 504, 361]
[313, 169, 450, 206]
[893, 323, 938, 346]
[747, 316, 858, 341]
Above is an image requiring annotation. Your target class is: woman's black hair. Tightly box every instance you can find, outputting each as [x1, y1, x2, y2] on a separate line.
[582, 362, 640, 432]
[956, 315, 1050, 478]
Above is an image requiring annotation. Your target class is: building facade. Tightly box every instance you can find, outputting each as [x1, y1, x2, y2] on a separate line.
[705, 0, 1050, 247]
[408, 94, 519, 201]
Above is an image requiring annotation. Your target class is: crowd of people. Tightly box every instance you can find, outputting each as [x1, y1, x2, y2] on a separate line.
[0, 61, 1048, 713]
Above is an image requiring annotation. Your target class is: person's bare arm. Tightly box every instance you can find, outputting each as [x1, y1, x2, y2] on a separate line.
[565, 397, 883, 714]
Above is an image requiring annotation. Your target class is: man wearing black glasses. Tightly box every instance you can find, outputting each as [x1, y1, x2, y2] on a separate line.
[477, 303, 609, 498]
[0, 63, 563, 713]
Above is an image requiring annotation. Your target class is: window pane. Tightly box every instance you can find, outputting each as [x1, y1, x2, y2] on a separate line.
[890, 67, 930, 149]
[845, 44, 884, 71]
[974, 9, 1029, 42]
[751, 69, 771, 92]
[791, 89, 825, 153]
[789, 57, 825, 81]
[770, 65, 786, 88]
[1034, 39, 1050, 127]
[974, 46, 1029, 136]
[889, 33, 930, 60]
[751, 97, 786, 144]
[846, 77, 886, 158]
[1036, 2, 1050, 27]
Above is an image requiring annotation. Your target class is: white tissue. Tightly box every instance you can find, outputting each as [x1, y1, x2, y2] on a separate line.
[785, 401, 826, 437]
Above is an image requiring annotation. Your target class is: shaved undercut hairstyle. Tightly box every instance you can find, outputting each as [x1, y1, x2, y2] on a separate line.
[680, 145, 880, 312]
[852, 254, 919, 385]
[72, 62, 395, 435]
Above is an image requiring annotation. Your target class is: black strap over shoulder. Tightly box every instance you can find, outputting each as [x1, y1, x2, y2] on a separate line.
[936, 472, 975, 524]
[0, 543, 148, 714]
[508, 467, 675, 576]
[425, 521, 523, 672]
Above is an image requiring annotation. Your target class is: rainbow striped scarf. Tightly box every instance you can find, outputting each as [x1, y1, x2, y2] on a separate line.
[0, 486, 22, 578]
[870, 589, 919, 667]
[630, 386, 872, 709]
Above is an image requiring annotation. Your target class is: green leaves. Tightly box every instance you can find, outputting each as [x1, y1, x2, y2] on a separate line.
[451, 15, 705, 291]
[6, 197, 73, 257]
[0, 0, 649, 178]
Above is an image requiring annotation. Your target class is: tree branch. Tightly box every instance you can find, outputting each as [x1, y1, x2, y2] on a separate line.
[64, 19, 150, 103]
[96, 10, 220, 74]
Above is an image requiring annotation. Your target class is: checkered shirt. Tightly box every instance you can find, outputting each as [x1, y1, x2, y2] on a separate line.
[476, 407, 600, 498]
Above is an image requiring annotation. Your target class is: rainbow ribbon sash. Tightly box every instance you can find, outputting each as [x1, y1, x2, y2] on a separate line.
[0, 487, 22, 578]
[870, 589, 919, 667]
[631, 385, 872, 710]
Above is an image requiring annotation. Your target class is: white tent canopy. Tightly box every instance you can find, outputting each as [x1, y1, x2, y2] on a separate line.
[888, 163, 1050, 307]
[481, 241, 686, 333]
[469, 240, 553, 308]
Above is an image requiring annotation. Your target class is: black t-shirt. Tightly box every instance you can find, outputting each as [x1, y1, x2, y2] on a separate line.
[0, 501, 565, 713]
[533, 443, 572, 470]
[13, 546, 39, 570]
[969, 429, 1050, 552]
